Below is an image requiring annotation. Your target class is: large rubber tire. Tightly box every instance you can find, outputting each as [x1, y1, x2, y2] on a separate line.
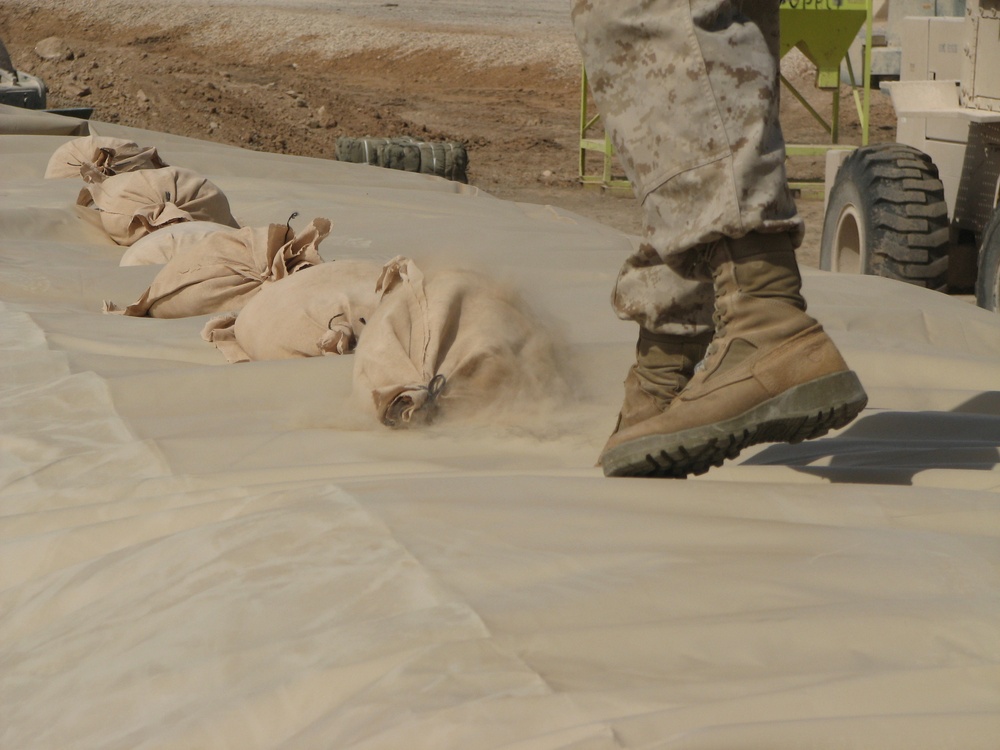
[820, 143, 950, 290]
[975, 205, 1000, 312]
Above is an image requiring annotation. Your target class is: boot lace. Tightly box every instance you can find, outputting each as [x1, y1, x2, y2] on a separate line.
[695, 242, 729, 371]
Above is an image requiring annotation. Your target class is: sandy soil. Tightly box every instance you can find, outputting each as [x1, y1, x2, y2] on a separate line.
[1, 1, 897, 268]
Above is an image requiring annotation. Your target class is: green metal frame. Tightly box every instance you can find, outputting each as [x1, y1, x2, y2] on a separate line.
[578, 66, 631, 191]
[579, 1, 874, 192]
[780, 0, 874, 173]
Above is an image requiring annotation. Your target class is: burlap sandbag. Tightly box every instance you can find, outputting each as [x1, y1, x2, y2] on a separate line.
[119, 221, 241, 267]
[352, 256, 567, 427]
[78, 165, 239, 246]
[201, 259, 384, 363]
[45, 135, 167, 179]
[104, 218, 329, 318]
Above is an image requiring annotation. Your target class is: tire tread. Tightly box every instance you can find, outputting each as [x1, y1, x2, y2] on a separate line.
[821, 144, 951, 290]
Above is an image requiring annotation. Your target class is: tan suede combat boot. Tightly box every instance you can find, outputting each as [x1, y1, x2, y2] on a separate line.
[611, 329, 713, 436]
[600, 232, 868, 478]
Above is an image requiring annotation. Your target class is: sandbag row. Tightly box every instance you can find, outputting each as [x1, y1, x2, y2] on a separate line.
[48, 135, 323, 320]
[105, 219, 330, 319]
[48, 135, 240, 246]
[45, 135, 566, 428]
[200, 253, 567, 427]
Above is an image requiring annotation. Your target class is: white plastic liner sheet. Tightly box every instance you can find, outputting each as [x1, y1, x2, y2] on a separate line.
[2, 114, 999, 749]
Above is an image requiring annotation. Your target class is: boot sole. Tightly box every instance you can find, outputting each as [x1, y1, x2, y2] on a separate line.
[601, 371, 868, 478]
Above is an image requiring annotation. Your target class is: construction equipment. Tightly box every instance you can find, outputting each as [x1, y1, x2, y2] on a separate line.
[0, 36, 93, 121]
[780, 0, 874, 148]
[863, 0, 967, 82]
[821, 0, 1000, 311]
[0, 36, 47, 109]
[779, 0, 875, 199]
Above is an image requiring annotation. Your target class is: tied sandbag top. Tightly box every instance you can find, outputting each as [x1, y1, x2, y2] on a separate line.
[104, 217, 330, 319]
[77, 165, 240, 246]
[45, 135, 168, 179]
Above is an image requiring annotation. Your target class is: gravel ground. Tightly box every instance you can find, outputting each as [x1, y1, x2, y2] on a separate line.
[27, 0, 583, 71]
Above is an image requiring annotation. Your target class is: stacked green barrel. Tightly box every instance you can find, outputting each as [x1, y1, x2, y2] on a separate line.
[336, 136, 469, 183]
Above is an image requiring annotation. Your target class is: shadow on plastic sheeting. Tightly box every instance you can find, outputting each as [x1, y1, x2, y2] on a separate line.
[742, 392, 1000, 486]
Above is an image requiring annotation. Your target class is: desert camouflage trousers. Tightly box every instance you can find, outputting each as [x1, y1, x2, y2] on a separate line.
[571, 0, 804, 335]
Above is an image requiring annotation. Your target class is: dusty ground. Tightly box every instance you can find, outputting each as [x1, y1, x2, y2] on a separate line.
[1, 1, 896, 267]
